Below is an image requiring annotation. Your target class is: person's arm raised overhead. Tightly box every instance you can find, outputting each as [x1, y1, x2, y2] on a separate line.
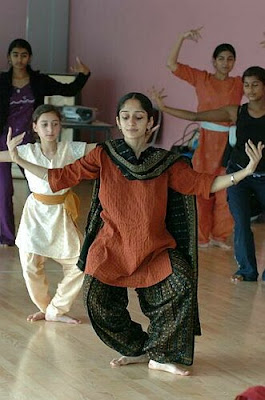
[167, 27, 203, 72]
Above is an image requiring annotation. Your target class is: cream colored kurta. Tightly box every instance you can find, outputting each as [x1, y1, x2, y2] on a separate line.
[16, 141, 86, 258]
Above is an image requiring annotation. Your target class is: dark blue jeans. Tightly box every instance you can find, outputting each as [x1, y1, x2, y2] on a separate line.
[227, 163, 265, 281]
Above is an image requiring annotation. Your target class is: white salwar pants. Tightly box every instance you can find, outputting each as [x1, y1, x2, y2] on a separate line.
[19, 251, 84, 317]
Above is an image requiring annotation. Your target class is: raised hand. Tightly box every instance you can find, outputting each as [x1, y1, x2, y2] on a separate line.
[149, 87, 167, 111]
[245, 140, 264, 174]
[6, 127, 25, 162]
[181, 26, 203, 42]
[70, 57, 90, 75]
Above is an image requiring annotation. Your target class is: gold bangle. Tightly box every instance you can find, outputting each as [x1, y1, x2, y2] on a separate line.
[230, 174, 237, 185]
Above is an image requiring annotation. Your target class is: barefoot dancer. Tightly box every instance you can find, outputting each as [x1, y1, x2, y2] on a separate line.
[7, 94, 263, 373]
[0, 104, 95, 323]
[167, 27, 243, 249]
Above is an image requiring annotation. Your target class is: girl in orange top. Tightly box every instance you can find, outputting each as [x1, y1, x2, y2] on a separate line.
[167, 27, 244, 248]
[7, 93, 263, 376]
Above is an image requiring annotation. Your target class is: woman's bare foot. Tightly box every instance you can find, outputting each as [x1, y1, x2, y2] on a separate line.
[148, 360, 190, 376]
[211, 239, 231, 250]
[198, 242, 209, 249]
[45, 312, 81, 324]
[27, 311, 45, 322]
[110, 354, 149, 368]
[231, 274, 244, 283]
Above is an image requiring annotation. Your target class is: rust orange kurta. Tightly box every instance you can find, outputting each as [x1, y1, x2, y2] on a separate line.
[48, 146, 215, 288]
[173, 63, 243, 243]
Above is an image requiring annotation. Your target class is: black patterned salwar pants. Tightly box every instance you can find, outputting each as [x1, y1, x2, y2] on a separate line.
[83, 251, 197, 366]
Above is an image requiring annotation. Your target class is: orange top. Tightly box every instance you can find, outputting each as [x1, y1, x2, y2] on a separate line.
[48, 146, 215, 288]
[173, 63, 243, 174]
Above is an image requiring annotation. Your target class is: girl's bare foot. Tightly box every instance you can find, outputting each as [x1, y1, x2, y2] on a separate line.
[27, 311, 81, 324]
[27, 311, 45, 322]
[148, 360, 190, 376]
[110, 354, 149, 367]
[45, 312, 81, 324]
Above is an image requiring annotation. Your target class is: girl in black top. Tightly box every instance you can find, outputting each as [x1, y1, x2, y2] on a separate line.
[0, 38, 90, 246]
[151, 65, 265, 282]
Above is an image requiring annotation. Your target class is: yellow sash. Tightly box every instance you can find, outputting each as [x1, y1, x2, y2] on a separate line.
[33, 191, 80, 222]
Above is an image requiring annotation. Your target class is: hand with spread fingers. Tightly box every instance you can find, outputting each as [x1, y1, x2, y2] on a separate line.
[244, 140, 264, 174]
[149, 87, 167, 112]
[70, 57, 90, 75]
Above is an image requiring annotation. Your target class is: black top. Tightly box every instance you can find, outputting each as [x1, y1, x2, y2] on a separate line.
[0, 67, 90, 134]
[230, 103, 265, 172]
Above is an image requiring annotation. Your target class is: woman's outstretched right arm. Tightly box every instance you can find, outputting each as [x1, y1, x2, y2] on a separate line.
[167, 27, 203, 72]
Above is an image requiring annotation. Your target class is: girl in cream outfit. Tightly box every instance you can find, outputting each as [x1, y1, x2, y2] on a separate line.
[0, 104, 95, 323]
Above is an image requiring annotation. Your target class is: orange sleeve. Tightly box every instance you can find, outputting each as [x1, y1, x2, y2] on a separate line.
[172, 63, 207, 87]
[48, 146, 101, 192]
[168, 161, 216, 199]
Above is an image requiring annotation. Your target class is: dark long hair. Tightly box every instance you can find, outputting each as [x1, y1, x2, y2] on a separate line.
[212, 43, 236, 59]
[7, 38, 33, 73]
[7, 38, 33, 56]
[116, 92, 154, 120]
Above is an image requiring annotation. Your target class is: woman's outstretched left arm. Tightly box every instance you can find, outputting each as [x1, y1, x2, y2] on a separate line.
[211, 140, 264, 192]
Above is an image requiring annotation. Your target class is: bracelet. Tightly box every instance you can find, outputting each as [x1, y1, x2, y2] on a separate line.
[230, 174, 237, 185]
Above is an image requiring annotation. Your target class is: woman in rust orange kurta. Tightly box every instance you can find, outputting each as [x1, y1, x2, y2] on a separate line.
[7, 93, 263, 376]
[167, 27, 244, 248]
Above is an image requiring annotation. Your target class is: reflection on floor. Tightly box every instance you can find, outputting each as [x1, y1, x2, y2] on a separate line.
[0, 178, 265, 400]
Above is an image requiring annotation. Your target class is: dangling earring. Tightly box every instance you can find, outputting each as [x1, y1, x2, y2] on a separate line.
[146, 126, 152, 135]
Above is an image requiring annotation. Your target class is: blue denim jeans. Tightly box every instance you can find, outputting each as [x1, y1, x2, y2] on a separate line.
[227, 162, 265, 281]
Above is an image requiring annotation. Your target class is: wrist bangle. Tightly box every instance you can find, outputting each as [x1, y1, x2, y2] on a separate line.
[230, 174, 237, 185]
